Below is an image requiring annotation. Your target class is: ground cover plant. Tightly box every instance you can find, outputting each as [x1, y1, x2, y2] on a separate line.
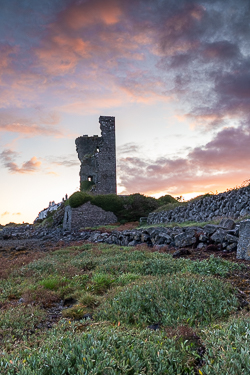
[0, 243, 249, 374]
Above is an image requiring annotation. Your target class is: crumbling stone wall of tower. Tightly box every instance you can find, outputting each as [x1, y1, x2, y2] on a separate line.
[75, 116, 117, 194]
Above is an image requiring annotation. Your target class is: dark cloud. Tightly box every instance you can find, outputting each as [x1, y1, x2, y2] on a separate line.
[215, 70, 250, 100]
[202, 41, 240, 61]
[1, 0, 250, 196]
[1, 0, 250, 130]
[0, 149, 41, 174]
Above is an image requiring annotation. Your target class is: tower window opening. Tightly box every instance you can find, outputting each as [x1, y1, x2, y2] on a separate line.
[88, 176, 93, 182]
[96, 147, 100, 153]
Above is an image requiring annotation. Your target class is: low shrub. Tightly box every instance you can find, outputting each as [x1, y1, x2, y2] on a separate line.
[68, 192, 92, 208]
[187, 254, 243, 277]
[0, 324, 199, 374]
[97, 274, 238, 327]
[0, 305, 46, 345]
[92, 194, 124, 215]
[201, 315, 250, 374]
[119, 193, 159, 222]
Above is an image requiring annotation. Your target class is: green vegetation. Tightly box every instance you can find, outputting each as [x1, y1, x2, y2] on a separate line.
[141, 218, 222, 229]
[68, 191, 179, 222]
[0, 243, 248, 374]
[80, 180, 95, 192]
[201, 315, 250, 374]
[98, 274, 238, 327]
[157, 194, 179, 205]
[69, 191, 93, 208]
[153, 201, 184, 212]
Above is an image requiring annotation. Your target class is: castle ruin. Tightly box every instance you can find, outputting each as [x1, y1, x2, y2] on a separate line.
[75, 116, 116, 194]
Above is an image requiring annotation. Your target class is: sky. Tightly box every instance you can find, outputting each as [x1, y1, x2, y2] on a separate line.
[1, 0, 250, 225]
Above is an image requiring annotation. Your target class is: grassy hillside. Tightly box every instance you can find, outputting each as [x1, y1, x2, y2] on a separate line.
[0, 243, 250, 374]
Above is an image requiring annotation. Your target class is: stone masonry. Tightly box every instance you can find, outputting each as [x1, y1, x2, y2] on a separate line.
[75, 116, 116, 194]
[63, 201, 117, 231]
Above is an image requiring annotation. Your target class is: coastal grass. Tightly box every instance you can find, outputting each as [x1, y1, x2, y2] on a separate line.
[0, 243, 248, 374]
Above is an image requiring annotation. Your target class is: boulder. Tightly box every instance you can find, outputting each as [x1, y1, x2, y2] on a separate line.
[174, 232, 196, 247]
[219, 218, 235, 230]
[237, 220, 250, 260]
[210, 229, 226, 243]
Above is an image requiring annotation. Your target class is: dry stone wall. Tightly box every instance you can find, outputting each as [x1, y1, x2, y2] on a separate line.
[148, 186, 250, 225]
[63, 202, 117, 231]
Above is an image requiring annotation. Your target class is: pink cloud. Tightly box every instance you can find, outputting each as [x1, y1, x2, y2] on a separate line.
[36, 35, 90, 75]
[0, 44, 17, 75]
[0, 149, 42, 174]
[0, 110, 62, 137]
[118, 125, 250, 196]
[60, 0, 122, 29]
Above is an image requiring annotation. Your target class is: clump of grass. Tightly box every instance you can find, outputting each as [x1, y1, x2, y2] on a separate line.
[201, 315, 250, 374]
[0, 324, 199, 374]
[22, 286, 60, 307]
[40, 276, 68, 291]
[115, 273, 140, 286]
[153, 201, 184, 213]
[97, 252, 242, 278]
[0, 304, 46, 346]
[79, 292, 100, 307]
[97, 274, 238, 327]
[89, 272, 115, 294]
[62, 304, 90, 320]
[141, 218, 221, 229]
[187, 254, 243, 277]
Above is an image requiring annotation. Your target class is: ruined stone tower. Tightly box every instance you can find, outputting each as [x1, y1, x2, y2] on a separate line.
[75, 116, 116, 195]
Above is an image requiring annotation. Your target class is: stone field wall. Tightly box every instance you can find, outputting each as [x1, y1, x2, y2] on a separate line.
[1, 216, 250, 260]
[148, 186, 250, 225]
